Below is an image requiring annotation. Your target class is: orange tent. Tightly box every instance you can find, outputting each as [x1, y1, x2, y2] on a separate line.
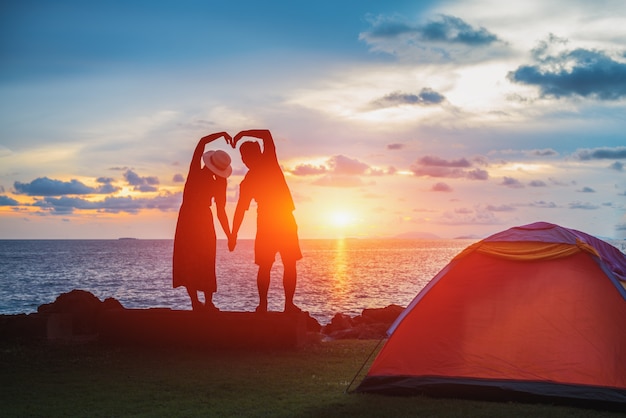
[357, 222, 626, 405]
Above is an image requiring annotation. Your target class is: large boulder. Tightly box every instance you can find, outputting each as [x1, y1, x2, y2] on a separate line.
[38, 289, 124, 335]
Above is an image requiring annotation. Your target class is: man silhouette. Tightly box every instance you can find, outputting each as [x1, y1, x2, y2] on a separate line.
[229, 129, 302, 313]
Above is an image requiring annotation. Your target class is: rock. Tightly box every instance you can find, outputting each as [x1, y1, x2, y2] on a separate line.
[322, 313, 354, 335]
[302, 311, 322, 333]
[361, 304, 404, 324]
[322, 305, 405, 340]
[102, 297, 125, 311]
[37, 289, 125, 336]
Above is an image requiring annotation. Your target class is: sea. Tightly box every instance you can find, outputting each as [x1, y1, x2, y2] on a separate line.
[2, 238, 624, 325]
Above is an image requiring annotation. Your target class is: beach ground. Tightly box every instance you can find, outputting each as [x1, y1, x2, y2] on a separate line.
[0, 339, 622, 417]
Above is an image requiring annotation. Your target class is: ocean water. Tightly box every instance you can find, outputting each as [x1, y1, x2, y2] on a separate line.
[1, 238, 476, 324]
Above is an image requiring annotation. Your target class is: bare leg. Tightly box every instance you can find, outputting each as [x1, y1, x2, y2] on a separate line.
[256, 263, 271, 313]
[204, 291, 218, 312]
[283, 260, 300, 313]
[186, 287, 203, 311]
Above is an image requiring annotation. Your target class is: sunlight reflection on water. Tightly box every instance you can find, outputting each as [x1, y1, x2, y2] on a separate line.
[2, 238, 473, 324]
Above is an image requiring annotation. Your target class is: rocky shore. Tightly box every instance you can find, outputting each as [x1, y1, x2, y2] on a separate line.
[0, 289, 404, 348]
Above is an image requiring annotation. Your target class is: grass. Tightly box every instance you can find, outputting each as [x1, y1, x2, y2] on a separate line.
[0, 339, 623, 417]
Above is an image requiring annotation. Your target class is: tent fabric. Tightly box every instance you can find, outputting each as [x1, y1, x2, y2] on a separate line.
[357, 222, 626, 405]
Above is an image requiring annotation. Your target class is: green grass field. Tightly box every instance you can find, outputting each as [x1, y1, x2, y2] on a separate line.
[0, 339, 622, 417]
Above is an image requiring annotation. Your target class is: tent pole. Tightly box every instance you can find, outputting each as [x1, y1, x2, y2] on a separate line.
[344, 337, 385, 394]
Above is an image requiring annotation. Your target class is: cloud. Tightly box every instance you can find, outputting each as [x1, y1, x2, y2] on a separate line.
[359, 13, 503, 62]
[370, 88, 445, 109]
[362, 14, 499, 46]
[577, 186, 596, 193]
[610, 161, 624, 171]
[574, 146, 626, 160]
[411, 155, 488, 179]
[387, 143, 405, 150]
[528, 149, 559, 157]
[467, 168, 489, 180]
[326, 155, 370, 175]
[32, 192, 182, 215]
[508, 35, 626, 100]
[0, 195, 19, 206]
[431, 182, 452, 192]
[438, 205, 501, 226]
[292, 155, 375, 178]
[95, 177, 120, 194]
[486, 204, 516, 212]
[500, 177, 524, 188]
[569, 201, 600, 210]
[530, 201, 558, 209]
[529, 180, 547, 187]
[172, 173, 185, 183]
[291, 164, 327, 176]
[290, 155, 384, 187]
[123, 170, 159, 192]
[418, 156, 472, 168]
[14, 177, 116, 196]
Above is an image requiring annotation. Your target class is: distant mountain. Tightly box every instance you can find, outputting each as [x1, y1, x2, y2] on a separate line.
[453, 234, 483, 240]
[393, 231, 441, 239]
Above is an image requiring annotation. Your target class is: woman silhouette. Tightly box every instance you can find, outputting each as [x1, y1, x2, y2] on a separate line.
[173, 132, 232, 311]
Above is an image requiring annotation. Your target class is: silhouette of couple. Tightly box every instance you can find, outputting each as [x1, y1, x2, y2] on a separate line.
[172, 130, 302, 314]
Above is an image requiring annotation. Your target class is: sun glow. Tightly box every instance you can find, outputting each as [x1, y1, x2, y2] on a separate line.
[329, 211, 356, 228]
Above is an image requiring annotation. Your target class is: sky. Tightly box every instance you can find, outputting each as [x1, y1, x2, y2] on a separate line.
[1, 0, 626, 240]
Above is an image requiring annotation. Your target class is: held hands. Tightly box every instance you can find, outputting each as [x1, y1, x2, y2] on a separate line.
[227, 233, 237, 252]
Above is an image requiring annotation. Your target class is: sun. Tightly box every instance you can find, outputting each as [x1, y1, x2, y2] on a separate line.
[330, 211, 355, 228]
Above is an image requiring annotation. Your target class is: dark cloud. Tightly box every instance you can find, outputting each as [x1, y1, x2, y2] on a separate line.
[569, 201, 600, 210]
[124, 170, 159, 192]
[531, 201, 558, 208]
[467, 168, 489, 180]
[508, 36, 626, 100]
[418, 156, 471, 168]
[363, 14, 499, 46]
[14, 177, 115, 196]
[0, 195, 19, 206]
[501, 177, 524, 188]
[371, 88, 445, 109]
[610, 161, 624, 171]
[172, 173, 185, 183]
[32, 192, 182, 215]
[574, 146, 626, 160]
[528, 148, 558, 157]
[431, 182, 452, 192]
[95, 177, 120, 194]
[577, 186, 596, 193]
[387, 143, 405, 150]
[411, 155, 487, 180]
[33, 196, 101, 214]
[529, 180, 547, 187]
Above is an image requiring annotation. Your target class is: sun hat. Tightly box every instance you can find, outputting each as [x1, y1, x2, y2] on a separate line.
[202, 150, 232, 178]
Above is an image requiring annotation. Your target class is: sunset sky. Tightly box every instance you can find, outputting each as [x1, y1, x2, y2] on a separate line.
[1, 0, 626, 240]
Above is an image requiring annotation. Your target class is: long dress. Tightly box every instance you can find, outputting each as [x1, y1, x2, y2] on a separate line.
[172, 165, 222, 293]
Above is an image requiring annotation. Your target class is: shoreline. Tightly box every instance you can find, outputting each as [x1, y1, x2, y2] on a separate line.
[0, 289, 403, 347]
